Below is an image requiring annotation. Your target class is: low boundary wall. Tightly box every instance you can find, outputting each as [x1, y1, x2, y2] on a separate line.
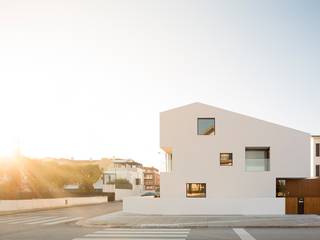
[0, 196, 108, 212]
[123, 197, 285, 215]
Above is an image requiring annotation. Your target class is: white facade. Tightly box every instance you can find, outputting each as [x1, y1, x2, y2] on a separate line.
[124, 102, 311, 215]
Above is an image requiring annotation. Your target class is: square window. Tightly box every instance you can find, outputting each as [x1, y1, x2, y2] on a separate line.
[245, 147, 270, 172]
[220, 153, 233, 166]
[186, 183, 206, 198]
[197, 118, 215, 135]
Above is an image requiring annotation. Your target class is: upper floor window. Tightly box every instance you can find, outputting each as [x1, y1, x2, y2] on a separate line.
[245, 147, 270, 172]
[220, 153, 233, 166]
[197, 118, 215, 135]
[316, 143, 320, 157]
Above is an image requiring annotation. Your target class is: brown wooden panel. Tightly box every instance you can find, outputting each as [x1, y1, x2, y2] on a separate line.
[304, 197, 320, 214]
[286, 178, 320, 197]
[286, 197, 297, 214]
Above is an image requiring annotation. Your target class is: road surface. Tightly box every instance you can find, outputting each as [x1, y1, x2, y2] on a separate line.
[1, 202, 320, 240]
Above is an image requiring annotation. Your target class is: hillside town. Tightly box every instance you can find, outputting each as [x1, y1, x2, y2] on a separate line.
[0, 154, 160, 201]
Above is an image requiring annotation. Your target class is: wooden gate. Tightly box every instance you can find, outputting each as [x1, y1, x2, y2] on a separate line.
[285, 197, 297, 214]
[304, 197, 320, 214]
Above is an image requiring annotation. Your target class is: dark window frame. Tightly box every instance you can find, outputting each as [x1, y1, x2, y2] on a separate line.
[316, 143, 320, 157]
[197, 118, 215, 135]
[220, 153, 233, 166]
[186, 183, 206, 198]
[316, 165, 320, 177]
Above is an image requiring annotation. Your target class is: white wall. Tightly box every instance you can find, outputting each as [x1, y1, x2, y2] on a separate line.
[124, 197, 285, 215]
[160, 103, 311, 199]
[116, 189, 141, 201]
[0, 196, 108, 212]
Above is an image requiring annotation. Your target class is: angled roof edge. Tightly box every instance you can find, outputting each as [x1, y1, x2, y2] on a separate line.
[161, 102, 310, 135]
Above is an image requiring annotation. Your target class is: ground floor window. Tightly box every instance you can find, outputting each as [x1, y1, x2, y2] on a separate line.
[316, 165, 320, 177]
[186, 183, 206, 198]
[276, 179, 286, 197]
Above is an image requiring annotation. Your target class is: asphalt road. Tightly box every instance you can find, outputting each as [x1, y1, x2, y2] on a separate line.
[0, 201, 122, 240]
[1, 203, 320, 240]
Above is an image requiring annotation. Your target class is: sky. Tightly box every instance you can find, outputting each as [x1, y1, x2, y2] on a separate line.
[0, 0, 319, 170]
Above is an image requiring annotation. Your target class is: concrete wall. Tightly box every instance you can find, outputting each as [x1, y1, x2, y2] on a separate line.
[0, 196, 108, 212]
[124, 196, 285, 215]
[116, 189, 141, 201]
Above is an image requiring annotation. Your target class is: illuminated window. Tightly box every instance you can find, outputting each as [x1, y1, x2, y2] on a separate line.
[220, 153, 233, 166]
[186, 183, 206, 198]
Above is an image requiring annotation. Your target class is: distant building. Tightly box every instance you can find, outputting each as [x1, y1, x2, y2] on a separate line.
[312, 136, 320, 177]
[143, 167, 160, 191]
[94, 159, 144, 200]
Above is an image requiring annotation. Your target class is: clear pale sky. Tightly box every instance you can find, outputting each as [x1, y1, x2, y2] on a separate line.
[0, 0, 319, 170]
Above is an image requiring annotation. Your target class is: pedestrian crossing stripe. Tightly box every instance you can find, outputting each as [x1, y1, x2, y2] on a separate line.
[44, 217, 83, 225]
[72, 228, 190, 240]
[26, 216, 70, 224]
[0, 215, 83, 226]
[8, 216, 55, 224]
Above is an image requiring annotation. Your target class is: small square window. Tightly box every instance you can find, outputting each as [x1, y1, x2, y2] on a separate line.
[186, 183, 206, 198]
[220, 153, 233, 166]
[197, 118, 215, 135]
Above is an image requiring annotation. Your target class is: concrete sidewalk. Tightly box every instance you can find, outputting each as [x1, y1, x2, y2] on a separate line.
[82, 211, 320, 228]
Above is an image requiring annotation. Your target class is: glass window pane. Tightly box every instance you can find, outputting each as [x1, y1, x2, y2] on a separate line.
[245, 147, 270, 171]
[220, 153, 233, 166]
[186, 183, 206, 198]
[198, 118, 215, 135]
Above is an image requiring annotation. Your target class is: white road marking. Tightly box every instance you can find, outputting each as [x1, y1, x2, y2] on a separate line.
[73, 228, 190, 240]
[233, 228, 256, 240]
[0, 215, 40, 222]
[73, 239, 186, 240]
[26, 216, 69, 224]
[44, 217, 83, 225]
[86, 234, 188, 238]
[7, 216, 53, 224]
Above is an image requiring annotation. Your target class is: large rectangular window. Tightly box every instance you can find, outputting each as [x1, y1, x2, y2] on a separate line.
[316, 143, 320, 157]
[197, 118, 215, 135]
[245, 147, 270, 172]
[220, 153, 233, 166]
[316, 165, 320, 177]
[186, 183, 206, 198]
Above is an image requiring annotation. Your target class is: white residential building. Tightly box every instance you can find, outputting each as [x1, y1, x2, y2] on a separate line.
[97, 159, 144, 200]
[312, 136, 320, 177]
[124, 102, 311, 215]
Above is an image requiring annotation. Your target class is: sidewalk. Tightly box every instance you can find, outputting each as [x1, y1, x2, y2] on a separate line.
[82, 211, 320, 228]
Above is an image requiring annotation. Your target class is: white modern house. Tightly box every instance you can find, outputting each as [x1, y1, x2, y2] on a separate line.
[94, 159, 144, 200]
[124, 102, 311, 215]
